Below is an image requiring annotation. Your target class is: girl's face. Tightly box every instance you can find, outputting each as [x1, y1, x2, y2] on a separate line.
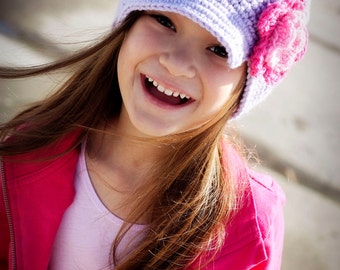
[117, 11, 246, 137]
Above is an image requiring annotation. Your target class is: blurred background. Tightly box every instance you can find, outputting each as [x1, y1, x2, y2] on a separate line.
[0, 0, 339, 269]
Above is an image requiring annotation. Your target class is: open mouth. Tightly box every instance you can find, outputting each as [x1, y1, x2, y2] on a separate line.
[143, 75, 192, 106]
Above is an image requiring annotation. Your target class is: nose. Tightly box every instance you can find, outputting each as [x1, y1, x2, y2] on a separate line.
[159, 44, 196, 79]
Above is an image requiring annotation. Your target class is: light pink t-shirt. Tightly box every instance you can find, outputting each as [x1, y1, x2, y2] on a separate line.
[49, 143, 145, 270]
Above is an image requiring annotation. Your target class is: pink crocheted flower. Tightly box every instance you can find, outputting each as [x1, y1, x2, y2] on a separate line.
[250, 0, 309, 85]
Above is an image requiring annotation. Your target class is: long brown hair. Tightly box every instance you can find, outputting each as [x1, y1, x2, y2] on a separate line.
[0, 11, 144, 154]
[0, 11, 247, 269]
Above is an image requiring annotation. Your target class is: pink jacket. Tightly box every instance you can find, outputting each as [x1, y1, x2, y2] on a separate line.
[0, 133, 285, 269]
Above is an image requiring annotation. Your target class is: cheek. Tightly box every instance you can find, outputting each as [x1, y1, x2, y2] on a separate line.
[117, 48, 130, 94]
[211, 68, 244, 91]
[206, 86, 233, 114]
[203, 74, 234, 105]
[202, 67, 246, 111]
[117, 33, 142, 91]
[119, 19, 164, 59]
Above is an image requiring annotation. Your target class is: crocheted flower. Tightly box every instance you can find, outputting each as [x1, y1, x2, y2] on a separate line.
[250, 0, 309, 85]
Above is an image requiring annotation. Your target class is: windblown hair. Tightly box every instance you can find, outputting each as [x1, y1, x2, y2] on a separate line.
[0, 11, 247, 270]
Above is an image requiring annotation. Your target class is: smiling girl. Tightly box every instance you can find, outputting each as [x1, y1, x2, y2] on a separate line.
[0, 0, 310, 269]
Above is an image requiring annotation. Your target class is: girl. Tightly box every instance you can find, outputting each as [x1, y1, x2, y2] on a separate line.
[0, 0, 310, 269]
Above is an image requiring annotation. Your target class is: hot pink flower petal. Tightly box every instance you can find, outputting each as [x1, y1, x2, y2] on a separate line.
[250, 0, 309, 85]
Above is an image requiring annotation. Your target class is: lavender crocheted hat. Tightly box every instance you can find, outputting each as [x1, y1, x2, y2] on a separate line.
[113, 0, 311, 118]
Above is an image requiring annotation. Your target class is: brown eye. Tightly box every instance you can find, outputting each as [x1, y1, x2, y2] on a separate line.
[208, 46, 228, 58]
[150, 14, 176, 32]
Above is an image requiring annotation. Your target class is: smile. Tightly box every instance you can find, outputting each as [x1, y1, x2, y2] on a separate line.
[144, 75, 192, 106]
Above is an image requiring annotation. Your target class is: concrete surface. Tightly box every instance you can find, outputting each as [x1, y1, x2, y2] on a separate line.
[0, 0, 339, 269]
[263, 168, 340, 270]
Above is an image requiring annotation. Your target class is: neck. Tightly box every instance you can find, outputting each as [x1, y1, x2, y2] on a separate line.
[86, 122, 167, 189]
[85, 123, 169, 223]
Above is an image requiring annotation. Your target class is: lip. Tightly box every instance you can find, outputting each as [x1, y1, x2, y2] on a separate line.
[140, 74, 195, 108]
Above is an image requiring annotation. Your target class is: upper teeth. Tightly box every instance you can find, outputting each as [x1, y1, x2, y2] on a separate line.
[147, 76, 190, 100]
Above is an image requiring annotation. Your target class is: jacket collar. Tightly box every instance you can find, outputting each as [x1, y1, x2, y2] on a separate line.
[1, 132, 80, 270]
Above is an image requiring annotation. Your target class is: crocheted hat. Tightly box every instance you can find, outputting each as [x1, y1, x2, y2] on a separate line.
[113, 0, 311, 118]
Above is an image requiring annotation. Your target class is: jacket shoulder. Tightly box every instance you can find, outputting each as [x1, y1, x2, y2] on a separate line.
[221, 169, 285, 270]
[248, 169, 286, 238]
[201, 142, 286, 269]
[2, 131, 81, 181]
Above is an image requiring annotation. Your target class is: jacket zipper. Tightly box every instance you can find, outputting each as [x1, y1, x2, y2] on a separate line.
[0, 157, 17, 270]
